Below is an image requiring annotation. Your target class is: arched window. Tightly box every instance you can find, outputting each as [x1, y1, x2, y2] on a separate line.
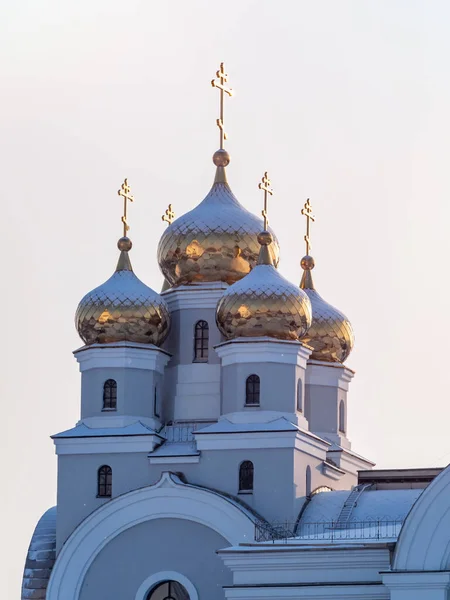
[306, 465, 312, 496]
[193, 320, 209, 362]
[239, 460, 254, 493]
[147, 581, 190, 600]
[297, 379, 303, 412]
[97, 465, 112, 498]
[103, 379, 117, 410]
[245, 375, 260, 406]
[339, 400, 346, 433]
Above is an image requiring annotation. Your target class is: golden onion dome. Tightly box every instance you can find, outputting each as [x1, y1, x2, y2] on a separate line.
[157, 150, 280, 286]
[299, 255, 354, 362]
[216, 231, 312, 341]
[76, 237, 171, 346]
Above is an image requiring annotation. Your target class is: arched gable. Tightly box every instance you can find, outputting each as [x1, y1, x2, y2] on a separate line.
[394, 463, 450, 571]
[47, 472, 256, 600]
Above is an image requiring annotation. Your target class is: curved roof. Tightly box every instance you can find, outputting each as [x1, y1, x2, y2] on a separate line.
[21, 507, 56, 599]
[300, 488, 423, 523]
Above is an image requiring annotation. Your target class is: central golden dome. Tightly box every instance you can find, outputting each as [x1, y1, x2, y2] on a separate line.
[157, 151, 280, 287]
[216, 231, 311, 341]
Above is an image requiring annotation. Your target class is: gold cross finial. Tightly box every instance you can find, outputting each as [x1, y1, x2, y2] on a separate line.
[211, 62, 233, 149]
[301, 198, 315, 255]
[118, 178, 134, 237]
[258, 172, 273, 230]
[162, 204, 175, 226]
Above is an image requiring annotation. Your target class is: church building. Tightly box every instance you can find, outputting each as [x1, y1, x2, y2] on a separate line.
[22, 64, 450, 600]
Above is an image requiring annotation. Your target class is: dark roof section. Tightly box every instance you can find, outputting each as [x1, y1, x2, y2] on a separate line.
[358, 468, 443, 489]
[21, 507, 56, 599]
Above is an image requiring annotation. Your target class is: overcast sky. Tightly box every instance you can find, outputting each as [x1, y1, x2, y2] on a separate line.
[3, 0, 450, 595]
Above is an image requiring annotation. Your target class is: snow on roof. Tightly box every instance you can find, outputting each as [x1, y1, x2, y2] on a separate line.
[194, 417, 299, 435]
[52, 421, 159, 438]
[300, 487, 423, 524]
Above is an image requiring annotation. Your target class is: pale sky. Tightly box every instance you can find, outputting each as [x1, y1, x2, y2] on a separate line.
[3, 0, 450, 595]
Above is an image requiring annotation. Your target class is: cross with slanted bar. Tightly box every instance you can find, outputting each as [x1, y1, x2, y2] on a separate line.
[258, 172, 273, 230]
[211, 62, 233, 149]
[301, 198, 315, 255]
[162, 204, 175, 225]
[118, 178, 134, 236]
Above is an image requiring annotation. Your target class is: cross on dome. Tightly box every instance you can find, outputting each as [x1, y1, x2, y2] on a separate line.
[162, 204, 175, 225]
[258, 171, 274, 230]
[211, 62, 234, 149]
[301, 198, 315, 255]
[118, 178, 134, 237]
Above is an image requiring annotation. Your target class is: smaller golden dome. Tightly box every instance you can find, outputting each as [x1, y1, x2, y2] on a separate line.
[76, 238, 171, 346]
[299, 255, 354, 363]
[216, 232, 312, 341]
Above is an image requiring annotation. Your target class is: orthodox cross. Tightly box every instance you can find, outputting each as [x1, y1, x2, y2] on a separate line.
[211, 62, 233, 149]
[258, 172, 273, 230]
[118, 178, 134, 236]
[162, 204, 175, 226]
[301, 198, 315, 255]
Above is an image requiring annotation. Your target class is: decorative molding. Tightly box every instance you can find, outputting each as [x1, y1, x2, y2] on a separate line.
[74, 342, 171, 373]
[53, 434, 162, 455]
[46, 472, 255, 600]
[162, 283, 228, 311]
[215, 338, 311, 368]
[305, 363, 354, 391]
[149, 454, 200, 464]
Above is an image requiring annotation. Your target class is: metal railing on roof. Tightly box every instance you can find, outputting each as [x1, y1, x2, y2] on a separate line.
[255, 519, 403, 543]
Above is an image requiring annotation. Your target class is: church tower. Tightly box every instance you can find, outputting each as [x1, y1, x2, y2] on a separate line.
[22, 63, 374, 600]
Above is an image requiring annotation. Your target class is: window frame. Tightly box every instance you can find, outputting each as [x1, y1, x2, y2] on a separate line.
[193, 320, 209, 363]
[102, 379, 117, 411]
[245, 374, 260, 407]
[238, 460, 254, 494]
[97, 465, 112, 498]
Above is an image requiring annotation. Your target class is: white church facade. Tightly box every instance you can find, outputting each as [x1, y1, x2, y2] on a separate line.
[22, 65, 450, 600]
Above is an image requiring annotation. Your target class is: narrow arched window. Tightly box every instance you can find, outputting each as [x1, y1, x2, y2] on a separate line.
[193, 320, 209, 362]
[297, 379, 303, 412]
[339, 400, 346, 433]
[245, 375, 260, 406]
[97, 465, 112, 498]
[306, 465, 312, 496]
[103, 379, 117, 410]
[147, 581, 190, 600]
[154, 384, 160, 418]
[239, 460, 254, 493]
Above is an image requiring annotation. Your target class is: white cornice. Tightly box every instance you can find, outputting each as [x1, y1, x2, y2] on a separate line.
[306, 362, 355, 390]
[195, 429, 329, 458]
[53, 435, 161, 455]
[73, 342, 171, 373]
[215, 338, 312, 367]
[162, 283, 228, 311]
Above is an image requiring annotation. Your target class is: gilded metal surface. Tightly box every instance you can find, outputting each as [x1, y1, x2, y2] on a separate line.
[157, 167, 280, 286]
[216, 245, 312, 341]
[301, 198, 315, 255]
[258, 172, 273, 230]
[300, 256, 354, 363]
[118, 178, 135, 237]
[76, 241, 170, 346]
[211, 62, 233, 148]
